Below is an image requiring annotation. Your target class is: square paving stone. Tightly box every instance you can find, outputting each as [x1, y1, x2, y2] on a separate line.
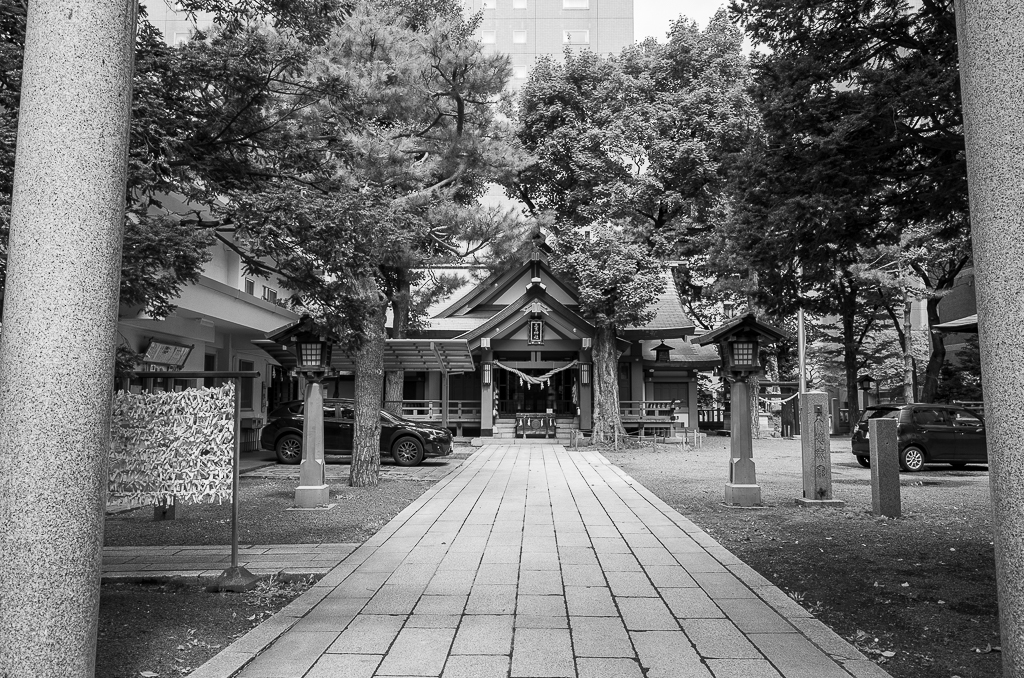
[451, 615, 514, 655]
[705, 659, 782, 678]
[327, 615, 406, 654]
[476, 562, 520, 586]
[682, 619, 762, 659]
[662, 588, 725, 619]
[630, 631, 713, 678]
[517, 594, 566, 617]
[674, 552, 730, 573]
[413, 595, 467, 616]
[375, 623, 456, 676]
[305, 653, 382, 678]
[519, 551, 560, 570]
[643, 565, 697, 588]
[442, 655, 511, 678]
[518, 569, 563, 595]
[591, 537, 631, 554]
[748, 632, 852, 678]
[406, 614, 461, 628]
[596, 552, 642, 572]
[716, 598, 795, 634]
[511, 627, 575, 677]
[633, 547, 679, 567]
[578, 658, 644, 678]
[605, 571, 657, 597]
[425, 570, 476, 595]
[617, 597, 678, 631]
[362, 586, 424, 615]
[557, 546, 599, 565]
[692, 572, 756, 600]
[467, 585, 518, 614]
[239, 631, 339, 678]
[565, 586, 617, 617]
[561, 564, 607, 587]
[515, 613, 569, 628]
[571, 616, 634, 658]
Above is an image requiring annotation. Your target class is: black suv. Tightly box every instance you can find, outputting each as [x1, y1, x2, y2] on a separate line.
[260, 399, 454, 467]
[851, 404, 987, 471]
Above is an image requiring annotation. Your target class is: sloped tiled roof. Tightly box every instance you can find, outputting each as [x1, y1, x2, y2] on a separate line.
[640, 338, 721, 369]
[621, 271, 696, 339]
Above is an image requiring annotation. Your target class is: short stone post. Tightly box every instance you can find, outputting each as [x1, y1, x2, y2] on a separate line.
[295, 378, 329, 507]
[869, 418, 901, 518]
[955, 4, 1024, 671]
[725, 376, 761, 506]
[796, 392, 844, 507]
[0, 0, 137, 673]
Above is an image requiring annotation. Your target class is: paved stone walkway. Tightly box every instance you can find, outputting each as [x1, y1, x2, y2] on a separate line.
[190, 444, 892, 678]
[242, 455, 471, 482]
[102, 544, 359, 581]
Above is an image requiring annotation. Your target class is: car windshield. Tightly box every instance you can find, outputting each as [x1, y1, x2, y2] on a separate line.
[859, 407, 900, 423]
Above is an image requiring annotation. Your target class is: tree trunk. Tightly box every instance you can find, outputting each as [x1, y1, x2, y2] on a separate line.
[903, 287, 915, 403]
[920, 296, 945, 403]
[384, 273, 411, 415]
[842, 305, 861, 428]
[351, 277, 386, 488]
[592, 322, 624, 443]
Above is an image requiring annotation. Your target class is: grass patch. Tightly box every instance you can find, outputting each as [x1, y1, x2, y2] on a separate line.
[602, 437, 1001, 678]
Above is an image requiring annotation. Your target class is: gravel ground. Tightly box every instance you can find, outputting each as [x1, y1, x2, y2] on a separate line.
[604, 434, 1000, 678]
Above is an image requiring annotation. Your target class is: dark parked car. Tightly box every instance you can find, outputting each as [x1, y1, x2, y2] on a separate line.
[260, 399, 453, 467]
[851, 404, 987, 471]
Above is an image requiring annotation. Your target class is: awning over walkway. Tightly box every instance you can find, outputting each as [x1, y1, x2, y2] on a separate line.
[933, 314, 978, 333]
[252, 338, 476, 374]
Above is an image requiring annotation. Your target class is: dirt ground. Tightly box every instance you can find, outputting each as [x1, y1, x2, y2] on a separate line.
[604, 435, 1001, 678]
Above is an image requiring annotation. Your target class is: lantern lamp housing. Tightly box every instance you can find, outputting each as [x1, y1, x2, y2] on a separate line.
[858, 374, 875, 391]
[579, 363, 591, 386]
[483, 362, 492, 386]
[294, 331, 333, 370]
[653, 341, 674, 363]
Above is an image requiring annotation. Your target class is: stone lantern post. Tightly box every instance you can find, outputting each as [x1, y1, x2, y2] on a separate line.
[695, 314, 789, 507]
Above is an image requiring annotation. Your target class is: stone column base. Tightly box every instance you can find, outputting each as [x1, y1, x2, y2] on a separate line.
[724, 483, 762, 507]
[294, 484, 330, 508]
[795, 498, 846, 508]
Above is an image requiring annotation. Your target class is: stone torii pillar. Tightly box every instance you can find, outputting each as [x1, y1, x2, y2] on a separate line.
[0, 0, 137, 674]
[954, 3, 1024, 673]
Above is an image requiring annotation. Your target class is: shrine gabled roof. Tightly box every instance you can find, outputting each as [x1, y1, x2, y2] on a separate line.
[693, 313, 790, 346]
[434, 249, 579, 318]
[456, 284, 595, 349]
[620, 270, 698, 340]
[640, 338, 721, 370]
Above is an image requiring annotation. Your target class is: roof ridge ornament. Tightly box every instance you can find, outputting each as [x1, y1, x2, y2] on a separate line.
[522, 300, 551, 315]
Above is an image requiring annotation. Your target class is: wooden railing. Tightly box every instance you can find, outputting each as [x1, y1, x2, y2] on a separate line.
[384, 400, 482, 421]
[619, 401, 678, 421]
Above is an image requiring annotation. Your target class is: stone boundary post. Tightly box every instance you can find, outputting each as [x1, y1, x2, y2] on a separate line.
[869, 418, 900, 518]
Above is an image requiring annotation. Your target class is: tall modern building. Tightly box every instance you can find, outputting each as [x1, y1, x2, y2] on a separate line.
[466, 0, 634, 85]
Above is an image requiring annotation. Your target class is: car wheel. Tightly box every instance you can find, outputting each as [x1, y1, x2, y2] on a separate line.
[276, 434, 302, 465]
[392, 437, 424, 467]
[856, 456, 870, 468]
[899, 445, 925, 472]
[949, 461, 968, 469]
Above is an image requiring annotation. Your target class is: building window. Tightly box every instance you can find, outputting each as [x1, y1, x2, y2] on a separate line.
[244, 278, 255, 295]
[513, 0, 527, 7]
[239, 359, 255, 409]
[482, 0, 496, 8]
[513, 65, 529, 79]
[482, 30, 497, 44]
[262, 286, 278, 303]
[513, 30, 527, 44]
[563, 0, 589, 8]
[173, 32, 191, 46]
[563, 29, 589, 44]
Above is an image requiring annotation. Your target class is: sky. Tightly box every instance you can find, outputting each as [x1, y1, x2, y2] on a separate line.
[633, 0, 732, 42]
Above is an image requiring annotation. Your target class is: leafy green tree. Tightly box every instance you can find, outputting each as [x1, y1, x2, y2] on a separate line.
[550, 224, 664, 441]
[225, 1, 513, 485]
[511, 11, 752, 437]
[724, 0, 968, 417]
[935, 334, 983, 404]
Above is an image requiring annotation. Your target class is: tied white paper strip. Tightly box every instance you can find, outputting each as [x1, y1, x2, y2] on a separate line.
[109, 383, 235, 506]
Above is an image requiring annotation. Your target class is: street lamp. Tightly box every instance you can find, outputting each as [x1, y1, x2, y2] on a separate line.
[858, 374, 876, 392]
[295, 332, 333, 371]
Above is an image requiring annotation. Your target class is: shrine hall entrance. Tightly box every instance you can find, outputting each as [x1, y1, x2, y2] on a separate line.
[496, 368, 577, 417]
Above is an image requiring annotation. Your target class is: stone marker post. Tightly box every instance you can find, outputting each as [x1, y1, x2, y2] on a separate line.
[869, 418, 901, 518]
[295, 377, 330, 507]
[724, 375, 761, 507]
[0, 0, 137, 674]
[795, 391, 844, 508]
[954, 3, 1024, 672]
